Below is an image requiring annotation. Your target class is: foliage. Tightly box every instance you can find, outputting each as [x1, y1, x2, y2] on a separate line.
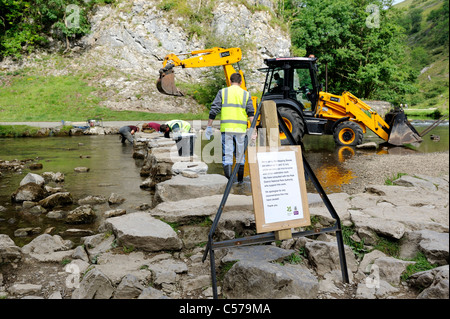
[395, 0, 449, 111]
[384, 172, 408, 185]
[373, 237, 400, 257]
[177, 67, 226, 109]
[278, 0, 417, 104]
[401, 252, 438, 281]
[342, 225, 369, 259]
[0, 0, 114, 58]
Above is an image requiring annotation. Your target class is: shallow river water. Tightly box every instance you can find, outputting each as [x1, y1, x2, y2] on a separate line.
[0, 121, 448, 245]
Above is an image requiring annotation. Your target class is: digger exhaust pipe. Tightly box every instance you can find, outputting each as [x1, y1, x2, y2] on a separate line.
[156, 64, 184, 96]
[385, 108, 422, 146]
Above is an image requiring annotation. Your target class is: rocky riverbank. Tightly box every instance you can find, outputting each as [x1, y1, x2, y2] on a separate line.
[0, 131, 448, 300]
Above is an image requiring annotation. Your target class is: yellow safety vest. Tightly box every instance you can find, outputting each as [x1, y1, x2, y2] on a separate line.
[166, 120, 191, 133]
[220, 85, 249, 133]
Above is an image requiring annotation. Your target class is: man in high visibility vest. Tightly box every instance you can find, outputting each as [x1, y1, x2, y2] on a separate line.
[160, 120, 191, 138]
[205, 72, 254, 183]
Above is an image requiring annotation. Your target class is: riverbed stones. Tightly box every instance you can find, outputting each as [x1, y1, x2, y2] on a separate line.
[78, 195, 107, 205]
[65, 205, 96, 224]
[38, 192, 73, 208]
[104, 212, 182, 251]
[20, 173, 45, 187]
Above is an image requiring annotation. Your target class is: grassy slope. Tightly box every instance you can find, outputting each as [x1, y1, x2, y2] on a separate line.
[0, 67, 210, 122]
[395, 0, 449, 115]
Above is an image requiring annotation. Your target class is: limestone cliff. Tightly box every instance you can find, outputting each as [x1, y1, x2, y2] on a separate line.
[6, 0, 290, 114]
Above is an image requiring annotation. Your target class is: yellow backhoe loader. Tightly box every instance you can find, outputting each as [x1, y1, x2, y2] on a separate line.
[157, 48, 422, 146]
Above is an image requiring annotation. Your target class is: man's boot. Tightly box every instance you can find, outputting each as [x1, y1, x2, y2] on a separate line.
[237, 164, 245, 183]
[223, 164, 232, 180]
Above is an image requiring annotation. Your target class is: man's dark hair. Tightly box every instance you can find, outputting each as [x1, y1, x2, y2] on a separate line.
[160, 124, 169, 132]
[230, 72, 242, 84]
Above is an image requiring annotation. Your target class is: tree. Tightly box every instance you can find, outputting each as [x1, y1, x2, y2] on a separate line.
[286, 0, 417, 103]
[0, 0, 105, 58]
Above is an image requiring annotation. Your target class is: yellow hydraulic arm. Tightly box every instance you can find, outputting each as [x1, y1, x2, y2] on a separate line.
[318, 91, 390, 141]
[158, 47, 248, 91]
[157, 47, 258, 119]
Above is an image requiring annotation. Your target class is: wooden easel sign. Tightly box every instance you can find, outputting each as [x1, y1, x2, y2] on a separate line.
[248, 145, 311, 234]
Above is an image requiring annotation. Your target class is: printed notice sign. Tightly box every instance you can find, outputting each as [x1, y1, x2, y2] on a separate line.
[257, 151, 303, 224]
[249, 145, 310, 233]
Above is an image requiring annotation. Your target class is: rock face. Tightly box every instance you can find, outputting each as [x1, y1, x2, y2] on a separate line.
[104, 212, 183, 252]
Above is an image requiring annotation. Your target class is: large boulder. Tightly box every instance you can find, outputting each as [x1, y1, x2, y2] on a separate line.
[305, 240, 358, 277]
[72, 268, 114, 299]
[400, 230, 449, 266]
[65, 205, 96, 224]
[154, 174, 228, 202]
[11, 182, 45, 203]
[19, 173, 45, 187]
[104, 212, 183, 252]
[150, 194, 254, 224]
[223, 260, 319, 299]
[38, 192, 73, 208]
[408, 265, 449, 299]
[21, 234, 74, 262]
[0, 234, 22, 263]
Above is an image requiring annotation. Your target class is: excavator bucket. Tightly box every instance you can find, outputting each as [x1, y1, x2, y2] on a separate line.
[156, 64, 184, 96]
[385, 108, 422, 146]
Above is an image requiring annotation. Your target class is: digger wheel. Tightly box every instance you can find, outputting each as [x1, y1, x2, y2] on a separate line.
[333, 121, 363, 146]
[278, 106, 305, 145]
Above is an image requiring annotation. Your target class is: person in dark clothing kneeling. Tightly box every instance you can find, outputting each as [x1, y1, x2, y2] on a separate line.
[119, 125, 139, 144]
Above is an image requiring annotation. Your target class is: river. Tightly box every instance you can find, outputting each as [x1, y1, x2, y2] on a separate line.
[0, 121, 448, 245]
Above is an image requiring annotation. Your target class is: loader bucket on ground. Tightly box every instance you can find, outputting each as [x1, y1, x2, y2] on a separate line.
[385, 109, 422, 146]
[156, 67, 184, 96]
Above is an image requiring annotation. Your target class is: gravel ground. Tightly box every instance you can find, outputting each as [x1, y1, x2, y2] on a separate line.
[339, 150, 449, 194]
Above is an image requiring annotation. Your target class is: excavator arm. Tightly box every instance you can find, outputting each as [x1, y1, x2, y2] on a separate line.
[157, 47, 248, 95]
[319, 91, 422, 145]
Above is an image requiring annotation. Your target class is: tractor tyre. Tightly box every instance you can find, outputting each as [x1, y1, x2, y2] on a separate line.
[333, 121, 363, 146]
[278, 106, 305, 145]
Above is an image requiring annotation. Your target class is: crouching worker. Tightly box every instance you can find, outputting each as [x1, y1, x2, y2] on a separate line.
[142, 122, 161, 133]
[160, 120, 191, 138]
[119, 125, 139, 144]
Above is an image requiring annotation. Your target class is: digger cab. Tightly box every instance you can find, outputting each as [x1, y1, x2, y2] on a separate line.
[260, 57, 320, 117]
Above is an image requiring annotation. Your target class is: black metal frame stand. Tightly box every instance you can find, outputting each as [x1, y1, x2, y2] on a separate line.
[202, 102, 349, 299]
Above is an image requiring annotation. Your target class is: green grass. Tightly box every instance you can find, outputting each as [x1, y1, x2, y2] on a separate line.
[0, 73, 210, 122]
[385, 173, 408, 186]
[0, 125, 40, 137]
[401, 252, 438, 281]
